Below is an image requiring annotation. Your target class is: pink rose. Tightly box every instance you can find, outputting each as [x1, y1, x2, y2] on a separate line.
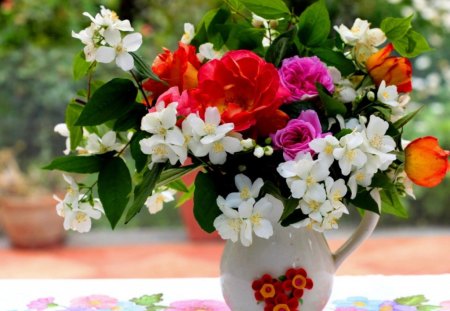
[279, 56, 334, 101]
[272, 109, 328, 160]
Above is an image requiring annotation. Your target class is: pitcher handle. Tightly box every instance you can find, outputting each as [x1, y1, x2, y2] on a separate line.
[333, 211, 380, 269]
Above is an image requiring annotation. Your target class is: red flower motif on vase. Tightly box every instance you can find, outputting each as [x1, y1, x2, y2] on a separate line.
[252, 268, 314, 311]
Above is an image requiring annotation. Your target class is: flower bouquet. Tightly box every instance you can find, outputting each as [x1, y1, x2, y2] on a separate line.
[45, 0, 449, 310]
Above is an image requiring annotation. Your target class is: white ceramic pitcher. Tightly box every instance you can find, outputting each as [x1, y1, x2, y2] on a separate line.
[220, 210, 380, 311]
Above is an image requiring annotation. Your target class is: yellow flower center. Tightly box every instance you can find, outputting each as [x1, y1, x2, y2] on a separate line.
[345, 149, 356, 161]
[370, 134, 382, 149]
[332, 190, 342, 202]
[324, 144, 334, 155]
[260, 283, 276, 299]
[240, 186, 251, 200]
[273, 304, 290, 311]
[292, 274, 307, 289]
[306, 175, 315, 186]
[115, 43, 124, 54]
[309, 200, 320, 211]
[75, 212, 88, 223]
[250, 213, 262, 226]
[227, 218, 241, 231]
[212, 142, 224, 153]
[153, 145, 168, 156]
[204, 123, 216, 135]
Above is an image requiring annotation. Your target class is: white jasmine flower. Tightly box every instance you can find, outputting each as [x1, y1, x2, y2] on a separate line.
[366, 28, 387, 46]
[334, 18, 370, 45]
[85, 131, 123, 154]
[353, 42, 377, 67]
[54, 174, 80, 216]
[370, 188, 382, 212]
[309, 135, 340, 166]
[63, 198, 103, 233]
[377, 81, 399, 107]
[298, 184, 333, 223]
[325, 177, 348, 212]
[140, 135, 187, 167]
[208, 136, 242, 164]
[225, 174, 264, 208]
[145, 189, 176, 214]
[72, 24, 98, 62]
[347, 168, 375, 199]
[239, 197, 276, 247]
[277, 153, 329, 199]
[321, 210, 345, 230]
[333, 132, 367, 176]
[198, 43, 226, 61]
[213, 196, 243, 243]
[188, 107, 234, 144]
[54, 123, 71, 155]
[181, 23, 195, 44]
[363, 115, 396, 156]
[95, 29, 142, 71]
[141, 102, 179, 137]
[83, 6, 133, 32]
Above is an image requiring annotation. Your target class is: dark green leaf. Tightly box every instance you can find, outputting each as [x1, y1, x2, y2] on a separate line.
[193, 172, 221, 233]
[350, 190, 380, 214]
[381, 15, 414, 42]
[238, 0, 290, 19]
[76, 78, 137, 126]
[73, 51, 94, 80]
[130, 52, 165, 84]
[130, 131, 149, 172]
[393, 29, 433, 58]
[125, 163, 165, 223]
[42, 155, 102, 173]
[113, 102, 147, 131]
[65, 102, 84, 151]
[335, 128, 352, 140]
[393, 106, 423, 129]
[98, 157, 132, 229]
[316, 83, 347, 116]
[225, 24, 265, 51]
[312, 47, 355, 76]
[280, 198, 302, 225]
[265, 27, 298, 67]
[297, 0, 330, 47]
[380, 188, 408, 218]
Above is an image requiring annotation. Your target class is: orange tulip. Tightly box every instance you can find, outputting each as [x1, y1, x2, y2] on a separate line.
[366, 43, 413, 93]
[405, 136, 449, 187]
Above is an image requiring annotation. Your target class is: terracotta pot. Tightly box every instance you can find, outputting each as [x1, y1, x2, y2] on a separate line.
[0, 194, 65, 248]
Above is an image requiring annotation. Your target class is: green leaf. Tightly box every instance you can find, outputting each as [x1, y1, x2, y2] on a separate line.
[279, 198, 301, 225]
[43, 155, 102, 173]
[130, 131, 149, 172]
[265, 26, 298, 67]
[125, 163, 164, 223]
[76, 78, 137, 126]
[297, 0, 330, 47]
[350, 190, 380, 214]
[98, 157, 132, 229]
[156, 164, 201, 188]
[238, 0, 290, 19]
[113, 102, 147, 131]
[131, 294, 164, 306]
[65, 102, 84, 151]
[393, 105, 423, 130]
[130, 52, 165, 84]
[316, 83, 347, 116]
[393, 29, 433, 58]
[312, 47, 355, 76]
[166, 179, 189, 192]
[193, 172, 221, 233]
[224, 24, 265, 51]
[73, 51, 93, 80]
[176, 184, 195, 207]
[395, 295, 428, 306]
[381, 15, 414, 42]
[381, 188, 408, 218]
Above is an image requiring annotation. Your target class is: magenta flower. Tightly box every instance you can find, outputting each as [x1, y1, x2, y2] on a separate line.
[279, 55, 334, 101]
[272, 109, 329, 160]
[166, 299, 230, 311]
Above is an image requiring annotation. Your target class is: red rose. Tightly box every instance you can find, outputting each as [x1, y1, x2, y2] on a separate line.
[143, 42, 202, 101]
[188, 50, 290, 138]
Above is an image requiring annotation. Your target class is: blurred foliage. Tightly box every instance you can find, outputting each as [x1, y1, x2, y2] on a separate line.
[0, 0, 448, 228]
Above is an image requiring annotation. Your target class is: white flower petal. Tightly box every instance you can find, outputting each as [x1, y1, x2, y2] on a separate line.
[95, 46, 116, 63]
[116, 52, 134, 71]
[123, 32, 142, 52]
[103, 28, 122, 46]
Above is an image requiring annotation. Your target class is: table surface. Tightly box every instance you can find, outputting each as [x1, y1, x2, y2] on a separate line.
[1, 275, 450, 310]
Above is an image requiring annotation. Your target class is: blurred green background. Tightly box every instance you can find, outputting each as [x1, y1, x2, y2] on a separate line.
[0, 0, 448, 232]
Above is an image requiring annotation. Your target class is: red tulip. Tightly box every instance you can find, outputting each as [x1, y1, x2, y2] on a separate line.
[366, 43, 413, 93]
[405, 136, 449, 187]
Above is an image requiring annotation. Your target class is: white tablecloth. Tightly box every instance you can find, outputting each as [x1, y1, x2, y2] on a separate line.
[1, 275, 449, 310]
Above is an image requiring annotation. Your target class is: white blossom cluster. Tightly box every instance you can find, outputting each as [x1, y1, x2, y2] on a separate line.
[212, 174, 283, 247]
[277, 114, 397, 232]
[72, 6, 142, 71]
[334, 18, 387, 68]
[139, 103, 243, 168]
[53, 175, 104, 233]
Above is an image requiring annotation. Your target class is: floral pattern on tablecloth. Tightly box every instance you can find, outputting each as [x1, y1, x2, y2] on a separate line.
[11, 294, 450, 311]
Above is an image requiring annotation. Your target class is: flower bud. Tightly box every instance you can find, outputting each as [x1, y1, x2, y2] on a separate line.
[241, 138, 255, 150]
[367, 91, 375, 101]
[269, 20, 279, 29]
[253, 146, 264, 158]
[264, 146, 274, 156]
